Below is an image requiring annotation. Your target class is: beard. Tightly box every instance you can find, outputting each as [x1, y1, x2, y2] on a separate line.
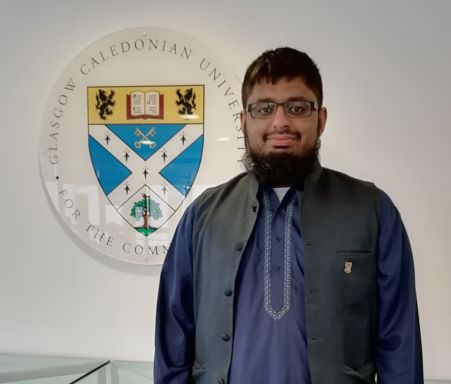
[242, 136, 320, 187]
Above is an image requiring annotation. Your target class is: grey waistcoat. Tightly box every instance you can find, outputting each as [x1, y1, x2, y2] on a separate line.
[191, 164, 380, 384]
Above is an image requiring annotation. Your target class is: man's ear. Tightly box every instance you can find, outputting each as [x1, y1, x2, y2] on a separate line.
[318, 107, 327, 136]
[240, 110, 247, 136]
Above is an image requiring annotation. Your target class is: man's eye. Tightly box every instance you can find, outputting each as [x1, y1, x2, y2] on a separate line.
[289, 104, 307, 114]
[257, 104, 274, 114]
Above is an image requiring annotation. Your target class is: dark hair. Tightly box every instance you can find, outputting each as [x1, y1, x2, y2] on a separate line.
[241, 47, 323, 108]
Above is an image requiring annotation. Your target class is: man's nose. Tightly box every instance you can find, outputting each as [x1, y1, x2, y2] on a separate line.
[272, 104, 290, 130]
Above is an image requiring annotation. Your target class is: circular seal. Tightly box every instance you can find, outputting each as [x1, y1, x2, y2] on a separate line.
[39, 27, 244, 265]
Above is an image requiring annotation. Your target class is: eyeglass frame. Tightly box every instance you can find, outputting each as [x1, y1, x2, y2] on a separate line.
[246, 100, 318, 119]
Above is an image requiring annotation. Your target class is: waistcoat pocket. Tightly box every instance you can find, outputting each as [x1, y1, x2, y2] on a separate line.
[339, 252, 376, 312]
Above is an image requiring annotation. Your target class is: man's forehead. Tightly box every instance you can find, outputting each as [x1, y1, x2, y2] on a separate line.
[248, 76, 315, 98]
[256, 75, 306, 85]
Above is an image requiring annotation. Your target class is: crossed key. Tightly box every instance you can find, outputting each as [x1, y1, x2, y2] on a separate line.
[134, 127, 156, 149]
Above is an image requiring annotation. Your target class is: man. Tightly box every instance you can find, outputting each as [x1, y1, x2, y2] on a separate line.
[154, 47, 423, 383]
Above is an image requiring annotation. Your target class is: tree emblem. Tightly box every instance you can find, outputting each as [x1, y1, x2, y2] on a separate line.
[130, 193, 163, 236]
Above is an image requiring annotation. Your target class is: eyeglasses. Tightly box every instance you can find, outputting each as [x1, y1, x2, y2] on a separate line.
[246, 100, 318, 119]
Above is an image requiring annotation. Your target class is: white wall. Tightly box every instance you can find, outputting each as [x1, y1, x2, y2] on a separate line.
[1, 0, 450, 380]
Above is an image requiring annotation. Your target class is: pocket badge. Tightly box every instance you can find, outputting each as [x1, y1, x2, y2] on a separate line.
[344, 261, 353, 274]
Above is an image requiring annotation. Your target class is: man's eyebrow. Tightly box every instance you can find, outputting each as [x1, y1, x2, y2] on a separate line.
[253, 98, 274, 103]
[253, 96, 312, 103]
[287, 96, 311, 102]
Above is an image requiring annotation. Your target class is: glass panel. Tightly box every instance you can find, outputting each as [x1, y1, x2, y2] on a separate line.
[110, 361, 153, 384]
[75, 361, 153, 384]
[0, 354, 108, 384]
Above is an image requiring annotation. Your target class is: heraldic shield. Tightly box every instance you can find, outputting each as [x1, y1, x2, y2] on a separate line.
[87, 85, 204, 236]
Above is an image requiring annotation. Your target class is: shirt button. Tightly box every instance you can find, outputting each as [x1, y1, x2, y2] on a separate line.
[251, 204, 257, 212]
[235, 242, 243, 251]
[275, 236, 281, 242]
[272, 265, 281, 271]
[221, 333, 231, 341]
[224, 289, 233, 296]
[218, 379, 226, 384]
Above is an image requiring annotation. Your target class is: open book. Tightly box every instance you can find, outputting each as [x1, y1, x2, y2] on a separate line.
[126, 90, 164, 119]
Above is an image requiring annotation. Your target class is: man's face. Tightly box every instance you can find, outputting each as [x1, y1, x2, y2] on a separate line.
[241, 76, 327, 158]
